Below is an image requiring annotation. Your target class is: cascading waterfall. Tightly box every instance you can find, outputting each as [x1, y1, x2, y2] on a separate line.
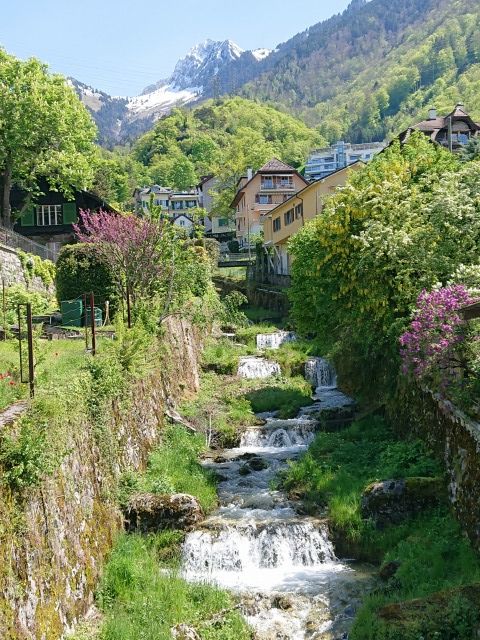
[256, 331, 296, 351]
[181, 337, 371, 639]
[183, 521, 335, 582]
[237, 356, 281, 379]
[305, 357, 337, 390]
[240, 418, 316, 448]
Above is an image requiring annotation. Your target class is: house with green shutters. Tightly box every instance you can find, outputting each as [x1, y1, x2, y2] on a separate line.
[12, 182, 114, 255]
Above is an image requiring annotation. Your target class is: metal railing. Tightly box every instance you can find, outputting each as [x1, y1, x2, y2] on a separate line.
[218, 253, 256, 264]
[0, 225, 59, 262]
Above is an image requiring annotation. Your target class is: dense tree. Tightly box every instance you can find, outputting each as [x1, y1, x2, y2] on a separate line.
[0, 50, 97, 227]
[288, 134, 480, 400]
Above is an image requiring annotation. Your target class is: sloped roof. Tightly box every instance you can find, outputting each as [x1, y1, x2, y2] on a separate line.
[259, 158, 296, 172]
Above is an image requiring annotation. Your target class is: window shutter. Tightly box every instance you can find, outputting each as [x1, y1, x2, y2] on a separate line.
[21, 205, 35, 226]
[63, 202, 77, 224]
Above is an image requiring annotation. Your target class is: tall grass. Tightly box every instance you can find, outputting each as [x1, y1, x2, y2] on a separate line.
[97, 534, 251, 640]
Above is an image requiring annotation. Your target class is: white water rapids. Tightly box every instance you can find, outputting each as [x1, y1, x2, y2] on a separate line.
[182, 345, 372, 639]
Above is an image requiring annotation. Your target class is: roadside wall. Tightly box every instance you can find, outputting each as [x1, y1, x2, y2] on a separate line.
[391, 387, 480, 551]
[0, 317, 201, 639]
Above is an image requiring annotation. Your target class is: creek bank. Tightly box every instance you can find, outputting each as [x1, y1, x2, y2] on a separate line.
[0, 317, 202, 640]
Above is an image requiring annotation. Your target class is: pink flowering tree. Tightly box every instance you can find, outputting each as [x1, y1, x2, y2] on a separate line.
[399, 285, 475, 389]
[74, 210, 179, 314]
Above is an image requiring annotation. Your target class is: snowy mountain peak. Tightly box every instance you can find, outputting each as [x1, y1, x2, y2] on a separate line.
[169, 39, 245, 91]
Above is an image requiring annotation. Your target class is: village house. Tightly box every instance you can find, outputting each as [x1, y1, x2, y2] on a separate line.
[197, 175, 235, 241]
[399, 103, 480, 150]
[262, 162, 364, 280]
[12, 182, 114, 257]
[231, 159, 308, 249]
[133, 185, 209, 232]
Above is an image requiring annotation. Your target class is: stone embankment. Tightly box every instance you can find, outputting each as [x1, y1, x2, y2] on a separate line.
[0, 317, 202, 639]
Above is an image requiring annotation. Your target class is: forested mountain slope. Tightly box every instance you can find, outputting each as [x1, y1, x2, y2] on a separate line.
[240, 0, 480, 143]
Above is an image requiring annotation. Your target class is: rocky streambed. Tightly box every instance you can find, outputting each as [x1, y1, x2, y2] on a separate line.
[180, 339, 375, 639]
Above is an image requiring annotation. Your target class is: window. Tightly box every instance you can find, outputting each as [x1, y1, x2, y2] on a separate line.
[295, 204, 303, 219]
[218, 218, 229, 227]
[256, 194, 272, 204]
[186, 200, 197, 208]
[261, 178, 274, 189]
[173, 201, 184, 210]
[36, 205, 63, 226]
[284, 209, 294, 225]
[273, 217, 281, 232]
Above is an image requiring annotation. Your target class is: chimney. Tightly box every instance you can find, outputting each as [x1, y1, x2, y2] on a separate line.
[428, 107, 437, 121]
[247, 167, 253, 181]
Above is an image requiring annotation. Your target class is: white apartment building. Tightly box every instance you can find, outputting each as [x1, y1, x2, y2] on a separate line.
[305, 141, 386, 180]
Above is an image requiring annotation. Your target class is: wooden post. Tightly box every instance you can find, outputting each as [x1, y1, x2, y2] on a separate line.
[126, 285, 132, 329]
[26, 303, 35, 398]
[2, 278, 6, 340]
[17, 304, 24, 382]
[90, 292, 96, 356]
[83, 293, 88, 350]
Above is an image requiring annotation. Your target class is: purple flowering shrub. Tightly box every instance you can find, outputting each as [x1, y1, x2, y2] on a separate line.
[400, 286, 474, 390]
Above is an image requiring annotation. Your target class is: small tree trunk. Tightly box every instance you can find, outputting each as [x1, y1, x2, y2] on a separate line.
[1, 167, 12, 229]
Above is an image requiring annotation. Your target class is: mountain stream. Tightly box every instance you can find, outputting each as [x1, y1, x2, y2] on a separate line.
[182, 339, 373, 639]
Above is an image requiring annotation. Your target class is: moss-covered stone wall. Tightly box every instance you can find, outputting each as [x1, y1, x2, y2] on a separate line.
[390, 387, 480, 552]
[0, 318, 201, 640]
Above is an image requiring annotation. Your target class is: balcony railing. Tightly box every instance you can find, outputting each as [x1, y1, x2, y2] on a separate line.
[0, 225, 59, 262]
[260, 183, 295, 191]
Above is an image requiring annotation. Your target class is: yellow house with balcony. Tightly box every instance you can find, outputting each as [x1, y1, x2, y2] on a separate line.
[263, 162, 364, 277]
[231, 158, 308, 249]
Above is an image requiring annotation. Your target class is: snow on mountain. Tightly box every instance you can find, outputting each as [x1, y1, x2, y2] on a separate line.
[252, 48, 272, 61]
[127, 84, 201, 117]
[72, 38, 267, 145]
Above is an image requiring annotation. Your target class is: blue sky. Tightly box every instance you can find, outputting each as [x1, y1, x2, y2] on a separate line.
[0, 0, 351, 96]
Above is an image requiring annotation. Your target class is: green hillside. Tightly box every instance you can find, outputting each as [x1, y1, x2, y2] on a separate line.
[241, 0, 480, 143]
[132, 97, 323, 206]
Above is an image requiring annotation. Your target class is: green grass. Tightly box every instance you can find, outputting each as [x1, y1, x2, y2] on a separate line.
[201, 337, 253, 375]
[97, 533, 251, 640]
[281, 416, 480, 639]
[0, 339, 90, 411]
[245, 376, 313, 418]
[119, 425, 218, 514]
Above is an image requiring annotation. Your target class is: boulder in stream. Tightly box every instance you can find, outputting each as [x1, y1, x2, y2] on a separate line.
[125, 492, 204, 532]
[361, 477, 444, 527]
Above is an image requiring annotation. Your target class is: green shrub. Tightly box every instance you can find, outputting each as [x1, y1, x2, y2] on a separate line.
[245, 377, 313, 418]
[0, 417, 56, 492]
[55, 243, 120, 316]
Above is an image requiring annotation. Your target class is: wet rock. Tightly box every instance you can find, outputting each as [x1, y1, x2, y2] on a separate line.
[379, 560, 401, 581]
[239, 465, 252, 476]
[125, 493, 204, 532]
[171, 624, 201, 639]
[272, 595, 293, 610]
[248, 457, 269, 471]
[361, 477, 444, 527]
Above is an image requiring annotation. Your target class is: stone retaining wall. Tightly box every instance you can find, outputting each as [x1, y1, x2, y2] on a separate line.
[391, 387, 480, 551]
[0, 317, 202, 639]
[0, 244, 53, 294]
